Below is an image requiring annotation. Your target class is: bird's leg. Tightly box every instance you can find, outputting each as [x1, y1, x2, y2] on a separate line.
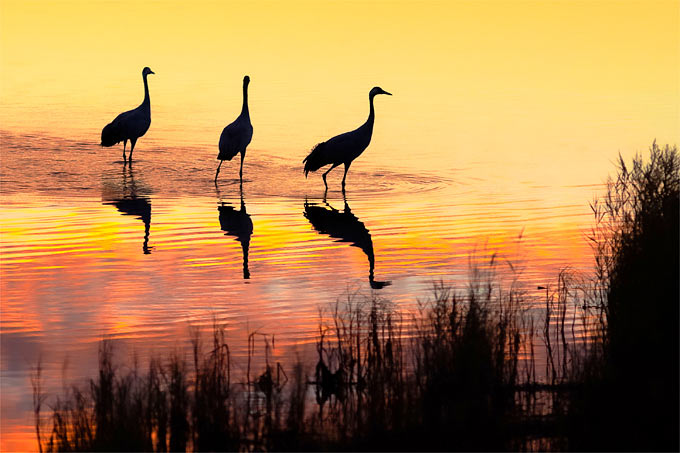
[322, 164, 339, 189]
[239, 153, 244, 181]
[123, 140, 127, 163]
[129, 139, 137, 162]
[215, 160, 223, 182]
[128, 139, 137, 162]
[341, 162, 351, 189]
[239, 179, 245, 211]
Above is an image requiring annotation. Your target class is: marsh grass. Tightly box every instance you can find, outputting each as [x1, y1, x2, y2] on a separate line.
[35, 275, 571, 452]
[567, 142, 679, 451]
[33, 143, 679, 451]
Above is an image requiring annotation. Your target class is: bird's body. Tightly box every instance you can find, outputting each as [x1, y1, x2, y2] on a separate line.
[303, 86, 391, 190]
[101, 67, 155, 163]
[216, 76, 253, 182]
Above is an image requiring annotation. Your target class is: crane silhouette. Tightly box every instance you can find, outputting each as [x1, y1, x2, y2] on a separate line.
[303, 195, 391, 289]
[216, 75, 253, 182]
[102, 165, 152, 254]
[101, 67, 155, 163]
[303, 86, 391, 190]
[217, 182, 253, 279]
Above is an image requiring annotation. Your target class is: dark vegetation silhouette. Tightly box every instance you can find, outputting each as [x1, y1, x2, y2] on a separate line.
[565, 141, 679, 451]
[303, 87, 391, 190]
[33, 143, 679, 451]
[217, 182, 253, 279]
[216, 76, 253, 182]
[102, 165, 152, 254]
[100, 67, 155, 163]
[304, 196, 390, 289]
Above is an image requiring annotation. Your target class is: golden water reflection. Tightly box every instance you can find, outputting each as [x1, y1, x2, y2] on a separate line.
[0, 133, 600, 452]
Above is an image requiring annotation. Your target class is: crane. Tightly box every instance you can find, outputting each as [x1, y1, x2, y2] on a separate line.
[303, 86, 391, 190]
[216, 75, 253, 182]
[101, 67, 155, 163]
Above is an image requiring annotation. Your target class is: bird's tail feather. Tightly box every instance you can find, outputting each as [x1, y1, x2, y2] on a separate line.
[101, 122, 123, 147]
[303, 142, 327, 177]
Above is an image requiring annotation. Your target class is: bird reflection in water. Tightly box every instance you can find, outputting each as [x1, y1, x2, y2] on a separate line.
[304, 194, 391, 289]
[102, 165, 152, 254]
[216, 182, 253, 279]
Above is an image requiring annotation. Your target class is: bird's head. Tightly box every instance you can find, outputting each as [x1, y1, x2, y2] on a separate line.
[243, 75, 250, 85]
[142, 67, 155, 76]
[370, 86, 392, 97]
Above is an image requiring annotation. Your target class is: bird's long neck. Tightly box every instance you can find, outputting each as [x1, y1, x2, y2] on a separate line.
[142, 73, 150, 110]
[364, 94, 376, 132]
[240, 82, 249, 117]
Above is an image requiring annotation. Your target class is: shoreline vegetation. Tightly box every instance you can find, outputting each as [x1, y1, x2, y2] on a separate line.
[32, 143, 678, 452]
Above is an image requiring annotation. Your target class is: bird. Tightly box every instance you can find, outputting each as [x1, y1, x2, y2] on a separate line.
[303, 86, 391, 191]
[101, 67, 155, 163]
[303, 195, 391, 289]
[216, 75, 253, 182]
[217, 182, 253, 279]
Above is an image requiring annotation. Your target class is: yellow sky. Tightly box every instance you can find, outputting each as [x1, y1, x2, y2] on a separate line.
[0, 0, 678, 183]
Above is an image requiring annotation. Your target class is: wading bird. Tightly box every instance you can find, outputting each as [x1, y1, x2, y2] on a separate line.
[101, 67, 155, 163]
[216, 75, 253, 182]
[303, 86, 391, 190]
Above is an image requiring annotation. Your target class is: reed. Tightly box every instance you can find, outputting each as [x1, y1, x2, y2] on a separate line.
[567, 142, 679, 451]
[32, 277, 543, 451]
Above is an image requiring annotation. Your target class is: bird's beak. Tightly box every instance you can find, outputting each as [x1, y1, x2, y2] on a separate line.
[383, 90, 392, 96]
[149, 70, 155, 75]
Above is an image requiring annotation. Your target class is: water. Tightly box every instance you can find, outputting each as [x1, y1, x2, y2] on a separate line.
[1, 1, 678, 450]
[0, 130, 599, 450]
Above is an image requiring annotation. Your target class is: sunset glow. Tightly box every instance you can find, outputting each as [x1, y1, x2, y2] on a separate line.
[1, 0, 678, 451]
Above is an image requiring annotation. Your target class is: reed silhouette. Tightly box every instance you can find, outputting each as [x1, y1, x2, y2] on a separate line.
[32, 279, 529, 452]
[216, 182, 253, 279]
[100, 67, 154, 163]
[216, 76, 253, 182]
[303, 195, 390, 289]
[304, 87, 391, 190]
[102, 165, 152, 254]
[566, 142, 679, 451]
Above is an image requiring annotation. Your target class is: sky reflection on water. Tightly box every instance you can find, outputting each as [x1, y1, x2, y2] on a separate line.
[1, 132, 598, 451]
